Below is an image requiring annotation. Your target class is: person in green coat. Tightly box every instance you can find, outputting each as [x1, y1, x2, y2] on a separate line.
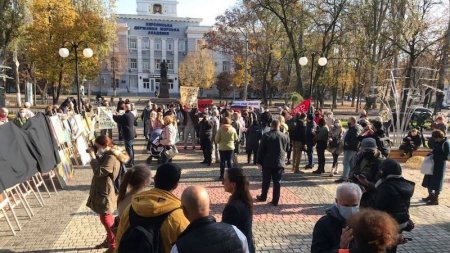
[215, 117, 239, 180]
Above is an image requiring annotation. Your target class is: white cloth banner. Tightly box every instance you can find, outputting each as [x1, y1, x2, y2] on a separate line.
[231, 100, 261, 109]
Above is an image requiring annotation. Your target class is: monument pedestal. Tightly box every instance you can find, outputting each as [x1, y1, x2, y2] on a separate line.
[159, 77, 170, 98]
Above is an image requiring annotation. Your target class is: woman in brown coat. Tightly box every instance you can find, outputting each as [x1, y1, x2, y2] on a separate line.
[86, 135, 129, 252]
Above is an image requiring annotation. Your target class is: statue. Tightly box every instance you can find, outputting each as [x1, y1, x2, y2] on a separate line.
[160, 60, 168, 79]
[159, 60, 170, 98]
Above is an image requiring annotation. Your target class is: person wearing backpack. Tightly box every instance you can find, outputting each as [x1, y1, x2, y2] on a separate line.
[422, 130, 449, 205]
[170, 186, 249, 253]
[116, 163, 189, 253]
[86, 135, 130, 252]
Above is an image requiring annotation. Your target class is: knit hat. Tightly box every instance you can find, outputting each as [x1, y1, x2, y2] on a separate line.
[360, 138, 377, 151]
[380, 159, 402, 176]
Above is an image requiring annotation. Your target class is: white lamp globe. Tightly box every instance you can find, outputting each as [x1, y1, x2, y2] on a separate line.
[59, 48, 70, 58]
[318, 57, 328, 66]
[83, 48, 94, 58]
[299, 57, 308, 66]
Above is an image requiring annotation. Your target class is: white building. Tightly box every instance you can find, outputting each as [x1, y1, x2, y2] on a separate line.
[97, 0, 230, 96]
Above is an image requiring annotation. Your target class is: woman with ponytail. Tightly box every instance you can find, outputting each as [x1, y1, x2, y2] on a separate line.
[221, 167, 255, 253]
[117, 165, 152, 216]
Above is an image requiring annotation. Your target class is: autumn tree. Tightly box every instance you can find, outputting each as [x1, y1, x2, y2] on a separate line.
[178, 48, 215, 88]
[25, 0, 116, 104]
[215, 71, 233, 98]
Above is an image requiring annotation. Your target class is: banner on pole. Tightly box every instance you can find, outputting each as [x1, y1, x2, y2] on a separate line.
[291, 99, 311, 116]
[97, 107, 117, 130]
[180, 86, 199, 108]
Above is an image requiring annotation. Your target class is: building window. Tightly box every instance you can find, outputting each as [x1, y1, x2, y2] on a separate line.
[153, 4, 162, 14]
[222, 61, 229, 72]
[179, 40, 185, 52]
[130, 58, 137, 69]
[167, 40, 173, 51]
[129, 39, 137, 49]
[155, 41, 161, 51]
[142, 59, 149, 70]
[155, 59, 161, 69]
[167, 60, 173, 70]
[129, 75, 138, 88]
[169, 79, 174, 89]
[143, 39, 150, 49]
[143, 78, 150, 89]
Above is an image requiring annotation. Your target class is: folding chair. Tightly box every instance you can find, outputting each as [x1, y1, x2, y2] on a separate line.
[0, 192, 21, 235]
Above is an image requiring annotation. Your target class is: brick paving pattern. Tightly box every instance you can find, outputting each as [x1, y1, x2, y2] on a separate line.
[1, 131, 450, 253]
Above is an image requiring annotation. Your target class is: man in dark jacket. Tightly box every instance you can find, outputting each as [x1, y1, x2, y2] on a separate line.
[336, 117, 361, 183]
[245, 121, 262, 165]
[291, 113, 306, 173]
[198, 113, 213, 166]
[305, 114, 317, 170]
[348, 138, 383, 207]
[113, 103, 135, 166]
[311, 182, 362, 253]
[256, 120, 290, 206]
[171, 186, 249, 253]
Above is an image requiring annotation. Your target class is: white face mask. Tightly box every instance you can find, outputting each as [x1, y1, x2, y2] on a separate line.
[334, 123, 340, 127]
[19, 112, 26, 118]
[338, 205, 359, 220]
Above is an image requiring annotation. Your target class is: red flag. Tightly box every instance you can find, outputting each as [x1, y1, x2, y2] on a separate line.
[291, 99, 311, 116]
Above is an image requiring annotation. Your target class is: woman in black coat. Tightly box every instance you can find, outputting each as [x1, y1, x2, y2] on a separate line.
[373, 159, 415, 253]
[422, 130, 449, 205]
[222, 167, 255, 253]
[246, 121, 263, 164]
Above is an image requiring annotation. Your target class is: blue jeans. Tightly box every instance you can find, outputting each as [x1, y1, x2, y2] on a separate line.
[124, 139, 134, 166]
[219, 150, 233, 178]
[306, 145, 314, 167]
[341, 150, 357, 180]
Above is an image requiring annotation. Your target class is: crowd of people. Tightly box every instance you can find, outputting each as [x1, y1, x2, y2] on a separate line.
[2, 96, 450, 253]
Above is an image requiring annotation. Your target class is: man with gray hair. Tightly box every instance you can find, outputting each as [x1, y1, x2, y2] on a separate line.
[311, 183, 362, 253]
[335, 116, 361, 183]
[113, 103, 136, 167]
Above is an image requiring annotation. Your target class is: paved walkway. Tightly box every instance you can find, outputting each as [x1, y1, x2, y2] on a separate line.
[1, 134, 450, 253]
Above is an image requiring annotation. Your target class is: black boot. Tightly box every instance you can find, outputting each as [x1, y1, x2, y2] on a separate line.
[426, 194, 439, 205]
[422, 194, 432, 202]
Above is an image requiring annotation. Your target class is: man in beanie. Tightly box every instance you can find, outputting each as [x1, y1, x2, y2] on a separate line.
[304, 114, 317, 170]
[116, 163, 189, 253]
[348, 137, 383, 207]
[372, 159, 415, 253]
[335, 116, 361, 183]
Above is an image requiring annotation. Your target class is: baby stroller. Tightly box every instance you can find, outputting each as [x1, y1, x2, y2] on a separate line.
[146, 128, 164, 164]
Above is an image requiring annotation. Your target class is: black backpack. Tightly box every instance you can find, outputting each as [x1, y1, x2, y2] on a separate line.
[118, 207, 178, 253]
[110, 162, 127, 194]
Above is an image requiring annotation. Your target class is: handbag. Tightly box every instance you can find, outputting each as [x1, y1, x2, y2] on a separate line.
[164, 145, 178, 159]
[420, 155, 434, 175]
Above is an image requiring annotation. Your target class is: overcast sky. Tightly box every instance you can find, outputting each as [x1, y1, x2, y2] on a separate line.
[116, 0, 237, 26]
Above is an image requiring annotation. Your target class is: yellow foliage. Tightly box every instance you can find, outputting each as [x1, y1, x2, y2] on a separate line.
[178, 49, 215, 88]
[25, 0, 115, 86]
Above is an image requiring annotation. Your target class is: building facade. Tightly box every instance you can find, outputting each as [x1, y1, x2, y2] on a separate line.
[98, 0, 230, 96]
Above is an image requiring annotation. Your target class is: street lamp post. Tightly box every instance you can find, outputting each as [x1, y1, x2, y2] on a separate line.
[299, 53, 327, 112]
[59, 42, 93, 113]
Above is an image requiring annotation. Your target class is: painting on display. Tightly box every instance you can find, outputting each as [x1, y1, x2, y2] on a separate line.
[97, 107, 117, 130]
[55, 150, 74, 188]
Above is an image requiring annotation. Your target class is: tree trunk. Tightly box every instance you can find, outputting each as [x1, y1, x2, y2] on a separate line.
[13, 48, 21, 107]
[351, 84, 357, 107]
[53, 70, 63, 104]
[435, 10, 450, 113]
